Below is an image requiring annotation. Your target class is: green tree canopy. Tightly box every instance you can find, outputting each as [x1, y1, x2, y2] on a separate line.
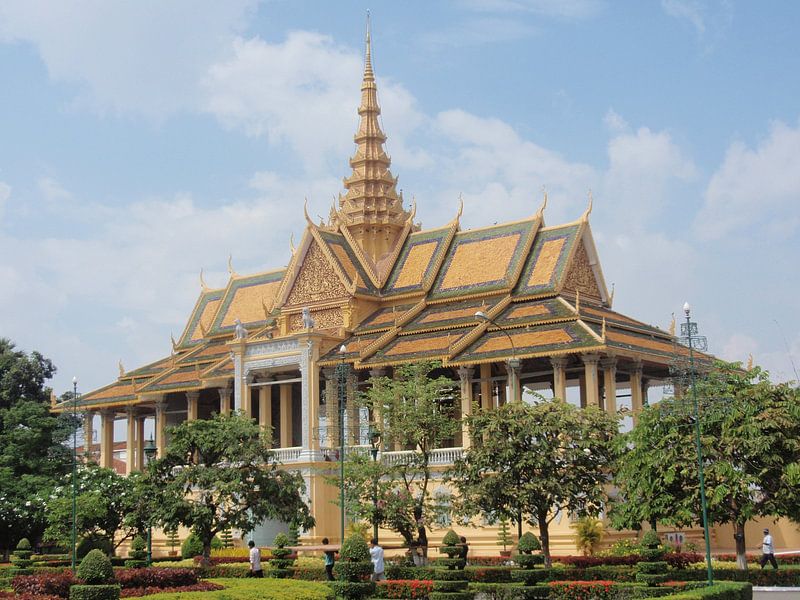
[0, 339, 75, 555]
[145, 413, 313, 558]
[450, 399, 618, 567]
[44, 465, 142, 552]
[336, 361, 460, 552]
[611, 360, 800, 570]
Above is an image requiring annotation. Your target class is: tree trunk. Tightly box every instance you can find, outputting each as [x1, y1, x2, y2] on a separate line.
[538, 510, 551, 568]
[734, 522, 748, 571]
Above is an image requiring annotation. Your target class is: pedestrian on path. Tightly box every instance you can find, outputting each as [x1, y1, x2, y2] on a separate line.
[369, 538, 385, 582]
[322, 537, 336, 581]
[248, 540, 263, 577]
[760, 528, 778, 570]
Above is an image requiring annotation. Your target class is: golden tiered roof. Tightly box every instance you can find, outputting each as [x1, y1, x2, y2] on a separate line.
[61, 23, 694, 412]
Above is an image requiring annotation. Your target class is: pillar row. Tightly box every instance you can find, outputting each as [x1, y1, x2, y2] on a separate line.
[100, 410, 115, 469]
[551, 356, 569, 401]
[218, 387, 232, 416]
[581, 353, 601, 408]
[155, 399, 167, 458]
[458, 366, 474, 449]
[601, 357, 617, 414]
[280, 383, 292, 448]
[186, 390, 199, 421]
[126, 408, 136, 475]
[630, 359, 644, 424]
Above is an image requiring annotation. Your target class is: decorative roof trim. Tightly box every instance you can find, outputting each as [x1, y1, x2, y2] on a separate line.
[359, 298, 426, 359]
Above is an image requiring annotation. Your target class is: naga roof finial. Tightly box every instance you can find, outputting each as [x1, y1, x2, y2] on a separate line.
[669, 313, 676, 336]
[290, 233, 296, 255]
[118, 360, 125, 378]
[536, 186, 548, 219]
[199, 268, 209, 292]
[582, 189, 593, 222]
[227, 255, 237, 277]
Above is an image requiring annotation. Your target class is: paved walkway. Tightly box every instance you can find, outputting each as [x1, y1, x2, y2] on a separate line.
[753, 587, 800, 600]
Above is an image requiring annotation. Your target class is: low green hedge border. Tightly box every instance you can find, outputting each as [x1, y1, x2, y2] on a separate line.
[468, 581, 752, 600]
[68, 584, 121, 600]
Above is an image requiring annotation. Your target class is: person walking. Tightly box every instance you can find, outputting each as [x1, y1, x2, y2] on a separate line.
[458, 536, 469, 567]
[369, 538, 385, 582]
[760, 528, 778, 570]
[322, 537, 336, 581]
[248, 540, 263, 577]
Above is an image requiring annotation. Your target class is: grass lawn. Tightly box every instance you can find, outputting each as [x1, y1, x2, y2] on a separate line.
[140, 578, 333, 600]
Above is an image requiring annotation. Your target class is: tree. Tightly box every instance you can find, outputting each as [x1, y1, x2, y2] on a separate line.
[0, 339, 76, 556]
[145, 413, 313, 559]
[44, 465, 142, 553]
[572, 516, 604, 556]
[450, 400, 618, 567]
[338, 361, 460, 554]
[611, 361, 800, 570]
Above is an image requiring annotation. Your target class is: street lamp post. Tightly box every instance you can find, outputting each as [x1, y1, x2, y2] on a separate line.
[335, 345, 349, 543]
[369, 428, 381, 543]
[683, 303, 713, 586]
[475, 311, 520, 404]
[143, 437, 158, 566]
[71, 376, 78, 573]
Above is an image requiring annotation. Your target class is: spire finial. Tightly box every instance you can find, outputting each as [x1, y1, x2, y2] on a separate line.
[364, 10, 373, 79]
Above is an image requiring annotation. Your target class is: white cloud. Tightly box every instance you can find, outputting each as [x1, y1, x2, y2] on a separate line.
[0, 0, 256, 118]
[38, 176, 72, 203]
[603, 108, 629, 133]
[603, 125, 697, 226]
[660, 0, 733, 49]
[697, 119, 800, 240]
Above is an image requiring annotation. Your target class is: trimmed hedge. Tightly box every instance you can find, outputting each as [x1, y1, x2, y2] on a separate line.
[328, 581, 375, 599]
[374, 579, 435, 598]
[68, 584, 120, 600]
[78, 551, 114, 585]
[639, 582, 752, 600]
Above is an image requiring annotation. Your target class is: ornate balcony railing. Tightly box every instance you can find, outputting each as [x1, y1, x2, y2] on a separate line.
[273, 446, 302, 463]
[274, 445, 465, 465]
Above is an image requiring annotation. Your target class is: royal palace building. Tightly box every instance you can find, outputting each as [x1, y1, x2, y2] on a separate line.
[54, 26, 768, 554]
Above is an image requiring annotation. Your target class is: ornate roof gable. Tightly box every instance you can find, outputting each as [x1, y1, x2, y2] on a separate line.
[177, 287, 224, 349]
[207, 268, 285, 336]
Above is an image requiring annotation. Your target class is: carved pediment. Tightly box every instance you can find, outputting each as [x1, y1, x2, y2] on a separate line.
[562, 241, 601, 300]
[286, 242, 349, 306]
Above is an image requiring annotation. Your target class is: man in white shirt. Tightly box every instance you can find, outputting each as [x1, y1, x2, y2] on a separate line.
[759, 528, 778, 570]
[248, 540, 263, 577]
[369, 538, 385, 582]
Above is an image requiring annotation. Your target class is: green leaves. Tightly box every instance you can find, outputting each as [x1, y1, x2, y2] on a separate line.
[144, 413, 313, 558]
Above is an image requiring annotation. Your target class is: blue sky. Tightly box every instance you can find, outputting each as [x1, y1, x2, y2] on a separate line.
[0, 0, 798, 396]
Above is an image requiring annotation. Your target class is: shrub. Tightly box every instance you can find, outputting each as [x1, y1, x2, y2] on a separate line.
[440, 530, 461, 558]
[466, 566, 515, 583]
[195, 563, 251, 578]
[210, 536, 223, 550]
[516, 554, 545, 569]
[77, 550, 114, 585]
[128, 537, 146, 561]
[518, 533, 541, 554]
[118, 581, 222, 597]
[549, 580, 614, 600]
[179, 534, 203, 560]
[339, 534, 370, 563]
[68, 584, 120, 600]
[122, 561, 147, 570]
[374, 579, 434, 599]
[113, 568, 197, 589]
[17, 538, 33, 551]
[328, 580, 376, 599]
[76, 538, 114, 559]
[608, 539, 640, 557]
[12, 571, 76, 598]
[640, 531, 660, 550]
[572, 518, 604, 557]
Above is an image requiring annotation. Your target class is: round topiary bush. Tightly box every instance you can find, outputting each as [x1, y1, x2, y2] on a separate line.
[77, 549, 114, 584]
[640, 530, 660, 549]
[440, 530, 461, 558]
[517, 532, 541, 554]
[128, 536, 146, 560]
[329, 534, 374, 600]
[180, 533, 204, 559]
[339, 534, 370, 563]
[269, 532, 295, 578]
[16, 538, 32, 551]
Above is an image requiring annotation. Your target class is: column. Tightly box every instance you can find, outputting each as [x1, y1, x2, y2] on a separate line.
[126, 408, 136, 475]
[581, 353, 601, 408]
[551, 356, 569, 401]
[280, 382, 292, 448]
[186, 390, 199, 421]
[323, 368, 338, 449]
[155, 399, 167, 458]
[100, 410, 114, 469]
[241, 378, 253, 419]
[369, 368, 385, 432]
[346, 372, 359, 445]
[506, 359, 521, 403]
[135, 416, 145, 471]
[83, 411, 94, 462]
[218, 387, 232, 416]
[601, 357, 617, 415]
[458, 366, 474, 448]
[258, 386, 272, 446]
[480, 363, 492, 411]
[630, 360, 644, 424]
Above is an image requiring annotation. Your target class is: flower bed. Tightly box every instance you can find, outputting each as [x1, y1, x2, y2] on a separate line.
[10, 568, 200, 599]
[374, 579, 435, 598]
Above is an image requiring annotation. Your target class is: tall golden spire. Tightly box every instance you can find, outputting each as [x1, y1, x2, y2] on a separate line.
[337, 12, 411, 265]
